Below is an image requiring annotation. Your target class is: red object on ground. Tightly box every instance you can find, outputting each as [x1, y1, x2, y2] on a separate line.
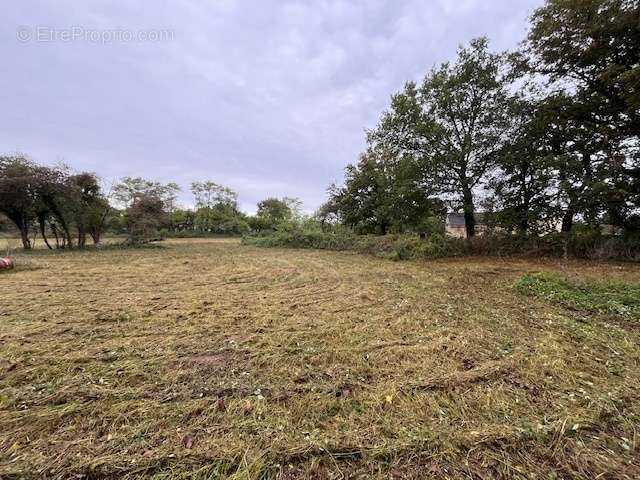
[0, 258, 14, 270]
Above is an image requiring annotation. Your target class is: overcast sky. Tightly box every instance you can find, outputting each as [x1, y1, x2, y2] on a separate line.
[1, 0, 542, 212]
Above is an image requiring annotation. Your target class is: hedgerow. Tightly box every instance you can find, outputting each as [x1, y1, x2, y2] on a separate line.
[243, 231, 640, 262]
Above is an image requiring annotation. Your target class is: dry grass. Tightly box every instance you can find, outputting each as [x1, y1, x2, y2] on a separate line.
[1, 238, 639, 479]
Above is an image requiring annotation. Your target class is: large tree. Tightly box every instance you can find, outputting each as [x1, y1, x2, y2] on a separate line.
[370, 38, 514, 237]
[0, 155, 38, 249]
[191, 181, 238, 210]
[527, 0, 640, 231]
[528, 0, 640, 138]
[113, 177, 180, 209]
[190, 181, 248, 233]
[329, 151, 391, 234]
[329, 148, 442, 234]
[253, 197, 300, 231]
[66, 172, 109, 247]
[1, 156, 110, 249]
[125, 194, 167, 244]
[491, 97, 560, 234]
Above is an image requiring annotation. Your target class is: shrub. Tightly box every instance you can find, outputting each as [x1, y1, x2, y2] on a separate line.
[244, 231, 358, 250]
[243, 231, 467, 260]
[126, 195, 167, 244]
[243, 230, 640, 262]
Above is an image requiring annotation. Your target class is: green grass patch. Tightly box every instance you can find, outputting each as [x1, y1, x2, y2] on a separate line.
[516, 272, 640, 320]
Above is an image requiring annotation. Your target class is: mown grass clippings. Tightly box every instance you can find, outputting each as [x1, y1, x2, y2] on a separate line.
[1, 239, 640, 479]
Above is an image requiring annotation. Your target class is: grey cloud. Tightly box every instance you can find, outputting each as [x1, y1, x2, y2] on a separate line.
[0, 0, 541, 212]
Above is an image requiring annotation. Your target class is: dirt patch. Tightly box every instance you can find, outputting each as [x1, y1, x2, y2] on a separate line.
[187, 351, 233, 366]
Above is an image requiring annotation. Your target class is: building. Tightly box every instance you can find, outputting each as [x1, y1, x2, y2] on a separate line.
[445, 212, 493, 238]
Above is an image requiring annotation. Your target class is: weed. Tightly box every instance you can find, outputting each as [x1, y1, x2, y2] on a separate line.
[516, 272, 640, 320]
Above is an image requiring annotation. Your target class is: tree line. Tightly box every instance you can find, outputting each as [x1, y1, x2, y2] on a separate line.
[0, 157, 302, 249]
[322, 0, 640, 238]
[0, 156, 109, 249]
[3, 1, 638, 249]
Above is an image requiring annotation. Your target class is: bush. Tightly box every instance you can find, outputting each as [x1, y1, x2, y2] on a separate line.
[244, 231, 358, 250]
[243, 231, 468, 260]
[126, 195, 167, 244]
[243, 230, 640, 262]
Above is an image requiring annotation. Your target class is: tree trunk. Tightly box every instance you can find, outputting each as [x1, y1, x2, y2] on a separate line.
[462, 187, 475, 238]
[6, 212, 32, 249]
[91, 206, 109, 245]
[519, 171, 530, 235]
[38, 215, 53, 250]
[50, 224, 59, 248]
[519, 213, 529, 235]
[47, 200, 73, 248]
[561, 208, 574, 232]
[20, 226, 32, 250]
[90, 228, 101, 245]
[64, 225, 73, 248]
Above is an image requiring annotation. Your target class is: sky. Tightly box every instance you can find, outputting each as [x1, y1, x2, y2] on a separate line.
[1, 0, 542, 213]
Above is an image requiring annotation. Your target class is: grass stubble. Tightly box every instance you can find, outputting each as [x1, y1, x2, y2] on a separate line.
[1, 238, 639, 479]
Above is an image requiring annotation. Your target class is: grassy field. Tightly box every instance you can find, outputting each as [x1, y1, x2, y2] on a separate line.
[1, 239, 639, 479]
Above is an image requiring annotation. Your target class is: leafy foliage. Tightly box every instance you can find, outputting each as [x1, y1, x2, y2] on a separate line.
[125, 194, 168, 244]
[246, 229, 640, 262]
[362, 38, 515, 237]
[250, 197, 300, 232]
[0, 155, 110, 249]
[329, 1, 640, 239]
[517, 272, 640, 320]
[329, 150, 445, 234]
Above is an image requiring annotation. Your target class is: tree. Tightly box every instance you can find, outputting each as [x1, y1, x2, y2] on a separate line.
[316, 198, 340, 232]
[125, 194, 167, 244]
[1, 156, 114, 250]
[32, 164, 77, 248]
[492, 97, 560, 234]
[0, 155, 38, 249]
[66, 172, 109, 247]
[527, 0, 640, 231]
[329, 152, 390, 234]
[112, 177, 179, 236]
[370, 38, 514, 237]
[528, 0, 640, 138]
[113, 177, 180, 209]
[329, 148, 444, 234]
[190, 181, 247, 233]
[254, 197, 297, 230]
[171, 208, 195, 231]
[191, 181, 238, 210]
[194, 204, 248, 234]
